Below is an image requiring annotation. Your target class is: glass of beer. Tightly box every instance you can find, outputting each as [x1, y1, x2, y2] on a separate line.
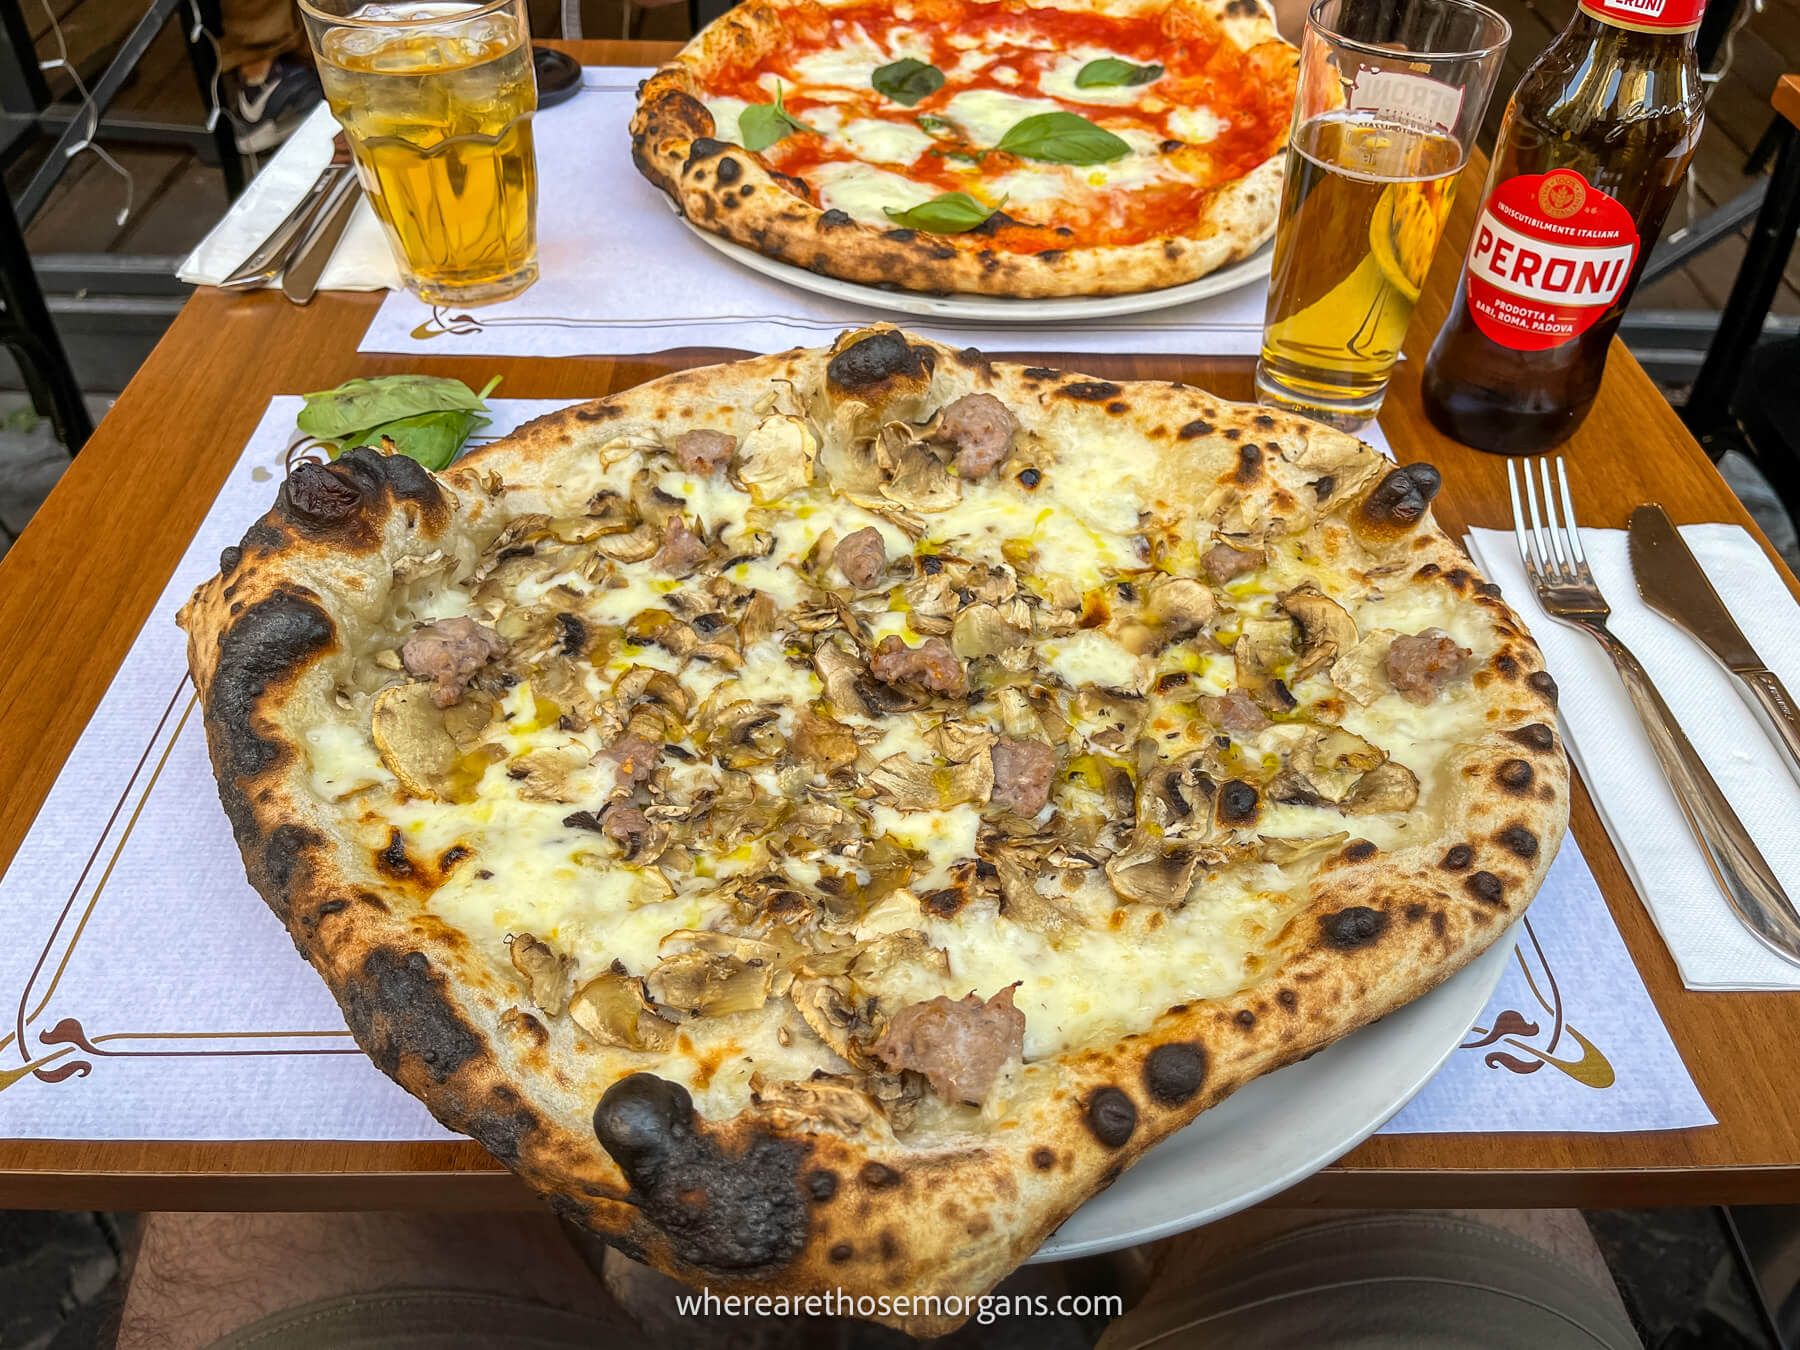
[300, 0, 539, 305]
[1255, 0, 1509, 430]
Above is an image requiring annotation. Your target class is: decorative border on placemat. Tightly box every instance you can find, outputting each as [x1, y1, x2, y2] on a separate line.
[0, 675, 363, 1096]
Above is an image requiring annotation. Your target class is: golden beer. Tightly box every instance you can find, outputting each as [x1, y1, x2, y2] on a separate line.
[1256, 112, 1461, 425]
[313, 1, 538, 305]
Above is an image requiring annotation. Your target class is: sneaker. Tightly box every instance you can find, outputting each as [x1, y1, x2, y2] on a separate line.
[222, 55, 324, 154]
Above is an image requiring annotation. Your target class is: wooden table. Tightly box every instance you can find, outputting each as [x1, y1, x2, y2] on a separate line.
[2, 39, 1798, 1215]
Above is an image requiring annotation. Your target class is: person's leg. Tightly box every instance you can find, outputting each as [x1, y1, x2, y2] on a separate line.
[215, 0, 321, 152]
[1101, 1208, 1641, 1350]
[117, 1211, 629, 1350]
[217, 0, 304, 76]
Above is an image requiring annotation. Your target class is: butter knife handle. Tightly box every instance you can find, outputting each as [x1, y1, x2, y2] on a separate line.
[1590, 625, 1800, 967]
[1741, 668, 1800, 790]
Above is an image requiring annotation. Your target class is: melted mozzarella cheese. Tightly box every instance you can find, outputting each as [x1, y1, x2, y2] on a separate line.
[807, 160, 933, 223]
[1042, 630, 1150, 693]
[942, 89, 1066, 145]
[702, 96, 750, 145]
[1038, 51, 1162, 107]
[1168, 105, 1226, 145]
[834, 117, 934, 165]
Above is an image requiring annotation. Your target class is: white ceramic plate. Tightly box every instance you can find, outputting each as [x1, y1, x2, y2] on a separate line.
[681, 220, 1272, 322]
[1029, 928, 1513, 1261]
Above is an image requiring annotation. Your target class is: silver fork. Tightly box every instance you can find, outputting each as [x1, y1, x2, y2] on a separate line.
[1508, 457, 1800, 969]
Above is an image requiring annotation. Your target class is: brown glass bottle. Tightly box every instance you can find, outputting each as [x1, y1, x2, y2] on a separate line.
[1421, 0, 1704, 455]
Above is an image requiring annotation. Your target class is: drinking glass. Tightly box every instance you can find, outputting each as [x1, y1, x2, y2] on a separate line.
[1255, 0, 1510, 430]
[300, 0, 540, 305]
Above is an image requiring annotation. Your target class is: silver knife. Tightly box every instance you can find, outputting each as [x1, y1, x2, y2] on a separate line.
[220, 133, 354, 292]
[1629, 503, 1800, 790]
[280, 175, 361, 305]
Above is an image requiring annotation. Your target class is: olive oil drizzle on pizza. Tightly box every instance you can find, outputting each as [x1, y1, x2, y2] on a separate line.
[310, 374, 1494, 1136]
[693, 0, 1295, 252]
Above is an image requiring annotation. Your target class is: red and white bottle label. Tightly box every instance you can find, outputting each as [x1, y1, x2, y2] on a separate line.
[1577, 0, 1704, 31]
[1463, 169, 1641, 352]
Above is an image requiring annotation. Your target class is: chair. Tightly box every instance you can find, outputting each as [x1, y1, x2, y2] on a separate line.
[1679, 75, 1800, 521]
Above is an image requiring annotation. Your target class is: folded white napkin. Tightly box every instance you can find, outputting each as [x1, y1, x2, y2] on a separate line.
[1466, 524, 1800, 991]
[178, 103, 401, 292]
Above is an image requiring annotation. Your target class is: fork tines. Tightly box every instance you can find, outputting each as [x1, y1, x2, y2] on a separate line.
[1507, 456, 1593, 590]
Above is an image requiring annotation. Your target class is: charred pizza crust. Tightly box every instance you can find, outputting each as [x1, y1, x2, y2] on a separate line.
[180, 331, 1566, 1334]
[630, 0, 1292, 298]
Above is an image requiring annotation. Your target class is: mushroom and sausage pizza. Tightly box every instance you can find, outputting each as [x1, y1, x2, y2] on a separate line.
[630, 0, 1296, 296]
[181, 328, 1566, 1332]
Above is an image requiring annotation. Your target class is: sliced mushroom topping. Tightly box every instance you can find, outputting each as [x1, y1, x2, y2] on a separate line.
[868, 751, 994, 811]
[832, 526, 887, 589]
[1330, 629, 1398, 706]
[794, 711, 858, 773]
[611, 666, 690, 718]
[869, 635, 969, 697]
[871, 986, 1025, 1107]
[936, 392, 1017, 479]
[645, 940, 778, 1017]
[625, 608, 697, 657]
[507, 747, 589, 804]
[593, 521, 664, 563]
[1234, 619, 1298, 712]
[990, 844, 1083, 937]
[1279, 583, 1359, 682]
[1343, 759, 1421, 812]
[1386, 628, 1472, 704]
[1105, 835, 1206, 907]
[1142, 575, 1216, 639]
[704, 700, 786, 769]
[671, 428, 736, 475]
[752, 1075, 880, 1134]
[790, 976, 881, 1069]
[739, 590, 780, 645]
[1070, 688, 1147, 754]
[1258, 832, 1352, 865]
[814, 637, 875, 717]
[731, 414, 816, 504]
[569, 969, 675, 1050]
[371, 682, 461, 800]
[401, 617, 507, 709]
[1203, 540, 1265, 584]
[1134, 748, 1211, 832]
[1287, 725, 1387, 802]
[508, 932, 572, 1016]
[901, 572, 960, 635]
[950, 602, 1030, 660]
[929, 719, 998, 764]
[881, 441, 961, 514]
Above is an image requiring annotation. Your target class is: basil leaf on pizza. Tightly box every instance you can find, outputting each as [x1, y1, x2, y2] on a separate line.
[1075, 57, 1164, 88]
[872, 57, 945, 106]
[996, 111, 1131, 164]
[738, 82, 812, 152]
[883, 191, 1000, 233]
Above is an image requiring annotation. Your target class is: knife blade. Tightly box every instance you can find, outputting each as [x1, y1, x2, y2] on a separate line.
[280, 175, 361, 305]
[220, 133, 352, 291]
[1628, 503, 1800, 789]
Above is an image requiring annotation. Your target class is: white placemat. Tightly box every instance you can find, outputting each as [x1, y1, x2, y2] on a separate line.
[352, 69, 1270, 359]
[0, 402, 1708, 1141]
[1468, 525, 1800, 992]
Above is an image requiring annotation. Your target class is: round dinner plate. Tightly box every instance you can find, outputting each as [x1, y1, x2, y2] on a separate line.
[1029, 927, 1514, 1261]
[680, 219, 1273, 322]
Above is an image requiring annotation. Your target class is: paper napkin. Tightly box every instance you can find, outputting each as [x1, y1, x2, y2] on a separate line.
[1466, 525, 1800, 991]
[178, 104, 401, 293]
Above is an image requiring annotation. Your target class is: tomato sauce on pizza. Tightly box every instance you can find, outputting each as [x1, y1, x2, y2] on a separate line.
[692, 0, 1295, 254]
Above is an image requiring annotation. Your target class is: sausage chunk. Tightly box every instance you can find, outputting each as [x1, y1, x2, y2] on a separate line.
[596, 734, 660, 792]
[1386, 629, 1471, 704]
[871, 986, 1026, 1106]
[601, 803, 651, 842]
[651, 516, 709, 576]
[832, 526, 887, 589]
[401, 617, 506, 708]
[1202, 542, 1265, 584]
[938, 393, 1017, 478]
[1199, 689, 1270, 734]
[990, 737, 1056, 815]
[671, 429, 736, 475]
[869, 635, 968, 697]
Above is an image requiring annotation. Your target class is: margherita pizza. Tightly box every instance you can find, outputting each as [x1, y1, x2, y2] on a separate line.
[182, 329, 1566, 1333]
[631, 0, 1297, 296]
